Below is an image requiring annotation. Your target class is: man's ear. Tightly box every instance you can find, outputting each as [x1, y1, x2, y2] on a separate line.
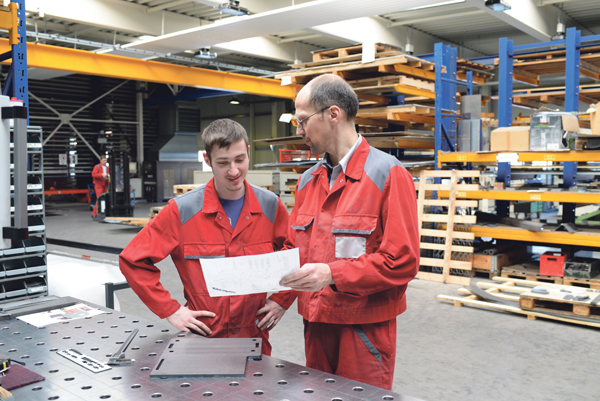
[203, 152, 211, 168]
[328, 105, 342, 123]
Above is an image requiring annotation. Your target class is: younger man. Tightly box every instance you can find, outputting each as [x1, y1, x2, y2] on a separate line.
[119, 119, 293, 354]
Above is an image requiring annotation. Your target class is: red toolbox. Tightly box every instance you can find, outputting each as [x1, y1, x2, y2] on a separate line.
[540, 252, 569, 277]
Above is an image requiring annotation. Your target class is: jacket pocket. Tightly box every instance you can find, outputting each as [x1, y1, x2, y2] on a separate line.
[291, 215, 314, 231]
[243, 241, 274, 256]
[183, 243, 226, 296]
[331, 215, 377, 259]
[183, 243, 226, 260]
[291, 214, 314, 263]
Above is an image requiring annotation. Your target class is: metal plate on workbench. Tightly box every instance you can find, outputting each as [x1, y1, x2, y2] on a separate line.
[149, 336, 262, 378]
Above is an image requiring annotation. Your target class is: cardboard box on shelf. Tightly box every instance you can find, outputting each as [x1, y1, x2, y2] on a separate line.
[590, 104, 600, 136]
[490, 126, 530, 151]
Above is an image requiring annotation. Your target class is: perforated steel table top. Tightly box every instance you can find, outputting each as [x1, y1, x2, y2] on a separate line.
[1, 303, 422, 401]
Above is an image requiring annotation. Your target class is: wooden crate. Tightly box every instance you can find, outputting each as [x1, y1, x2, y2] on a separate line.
[472, 247, 528, 274]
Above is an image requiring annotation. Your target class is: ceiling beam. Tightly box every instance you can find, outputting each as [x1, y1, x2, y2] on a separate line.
[388, 10, 485, 27]
[463, 0, 564, 41]
[146, 0, 191, 14]
[310, 17, 404, 48]
[120, 0, 448, 54]
[215, 36, 318, 64]
[536, 0, 578, 5]
[0, 39, 299, 98]
[25, 0, 202, 36]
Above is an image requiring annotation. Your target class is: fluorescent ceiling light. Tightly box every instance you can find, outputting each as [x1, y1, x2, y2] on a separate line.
[218, 0, 248, 16]
[138, 35, 156, 41]
[229, 97, 240, 105]
[408, 0, 464, 11]
[485, 0, 511, 12]
[194, 48, 217, 59]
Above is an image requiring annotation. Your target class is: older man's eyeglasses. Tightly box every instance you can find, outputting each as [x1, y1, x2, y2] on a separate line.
[291, 106, 330, 130]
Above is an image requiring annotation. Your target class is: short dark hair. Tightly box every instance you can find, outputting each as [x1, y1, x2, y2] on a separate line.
[201, 119, 249, 161]
[307, 74, 359, 121]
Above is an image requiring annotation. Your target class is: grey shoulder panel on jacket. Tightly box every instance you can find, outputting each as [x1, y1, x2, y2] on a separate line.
[174, 185, 206, 226]
[297, 161, 323, 191]
[250, 184, 279, 224]
[364, 146, 403, 192]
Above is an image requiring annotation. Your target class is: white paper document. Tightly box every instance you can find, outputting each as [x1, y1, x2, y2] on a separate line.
[201, 248, 300, 297]
[17, 303, 106, 328]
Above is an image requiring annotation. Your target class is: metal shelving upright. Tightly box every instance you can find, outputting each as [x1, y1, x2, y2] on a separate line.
[0, 0, 46, 302]
[433, 42, 474, 172]
[2, 126, 48, 301]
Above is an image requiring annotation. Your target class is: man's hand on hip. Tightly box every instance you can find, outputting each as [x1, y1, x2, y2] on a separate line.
[166, 305, 216, 336]
[279, 263, 333, 292]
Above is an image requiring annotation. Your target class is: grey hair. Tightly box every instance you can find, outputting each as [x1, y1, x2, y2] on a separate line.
[307, 74, 359, 121]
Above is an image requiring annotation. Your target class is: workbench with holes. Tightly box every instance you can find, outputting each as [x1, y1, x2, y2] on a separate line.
[0, 297, 421, 401]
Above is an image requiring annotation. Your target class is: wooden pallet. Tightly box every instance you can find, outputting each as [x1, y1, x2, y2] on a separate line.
[104, 217, 149, 227]
[149, 206, 164, 220]
[494, 45, 600, 82]
[347, 75, 435, 94]
[173, 184, 202, 196]
[356, 104, 439, 128]
[416, 169, 480, 285]
[513, 85, 600, 108]
[520, 286, 600, 320]
[310, 43, 403, 64]
[276, 55, 438, 85]
[470, 267, 498, 280]
[562, 275, 600, 290]
[501, 263, 564, 284]
[437, 278, 600, 328]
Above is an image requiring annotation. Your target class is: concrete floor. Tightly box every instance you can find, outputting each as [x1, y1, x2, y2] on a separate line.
[45, 201, 597, 401]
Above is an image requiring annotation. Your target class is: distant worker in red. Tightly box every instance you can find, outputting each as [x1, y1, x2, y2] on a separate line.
[279, 74, 420, 390]
[91, 156, 109, 219]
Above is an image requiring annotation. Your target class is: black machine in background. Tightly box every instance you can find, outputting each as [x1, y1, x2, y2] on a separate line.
[98, 149, 134, 218]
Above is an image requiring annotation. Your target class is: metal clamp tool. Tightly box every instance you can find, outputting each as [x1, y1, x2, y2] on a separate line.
[107, 328, 138, 366]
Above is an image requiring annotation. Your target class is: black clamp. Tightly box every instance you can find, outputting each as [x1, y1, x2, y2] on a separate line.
[1, 106, 27, 120]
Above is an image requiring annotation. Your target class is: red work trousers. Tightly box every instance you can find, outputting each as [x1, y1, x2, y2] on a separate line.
[304, 318, 397, 390]
[92, 184, 108, 217]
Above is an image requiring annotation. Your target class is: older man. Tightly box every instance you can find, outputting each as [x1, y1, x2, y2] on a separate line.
[280, 74, 420, 390]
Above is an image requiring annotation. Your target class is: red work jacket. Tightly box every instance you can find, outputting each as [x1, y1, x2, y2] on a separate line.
[119, 179, 294, 339]
[92, 164, 109, 187]
[285, 139, 419, 324]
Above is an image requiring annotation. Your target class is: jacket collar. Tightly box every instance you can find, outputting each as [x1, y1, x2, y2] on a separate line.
[314, 138, 369, 181]
[202, 179, 261, 214]
[344, 138, 369, 181]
